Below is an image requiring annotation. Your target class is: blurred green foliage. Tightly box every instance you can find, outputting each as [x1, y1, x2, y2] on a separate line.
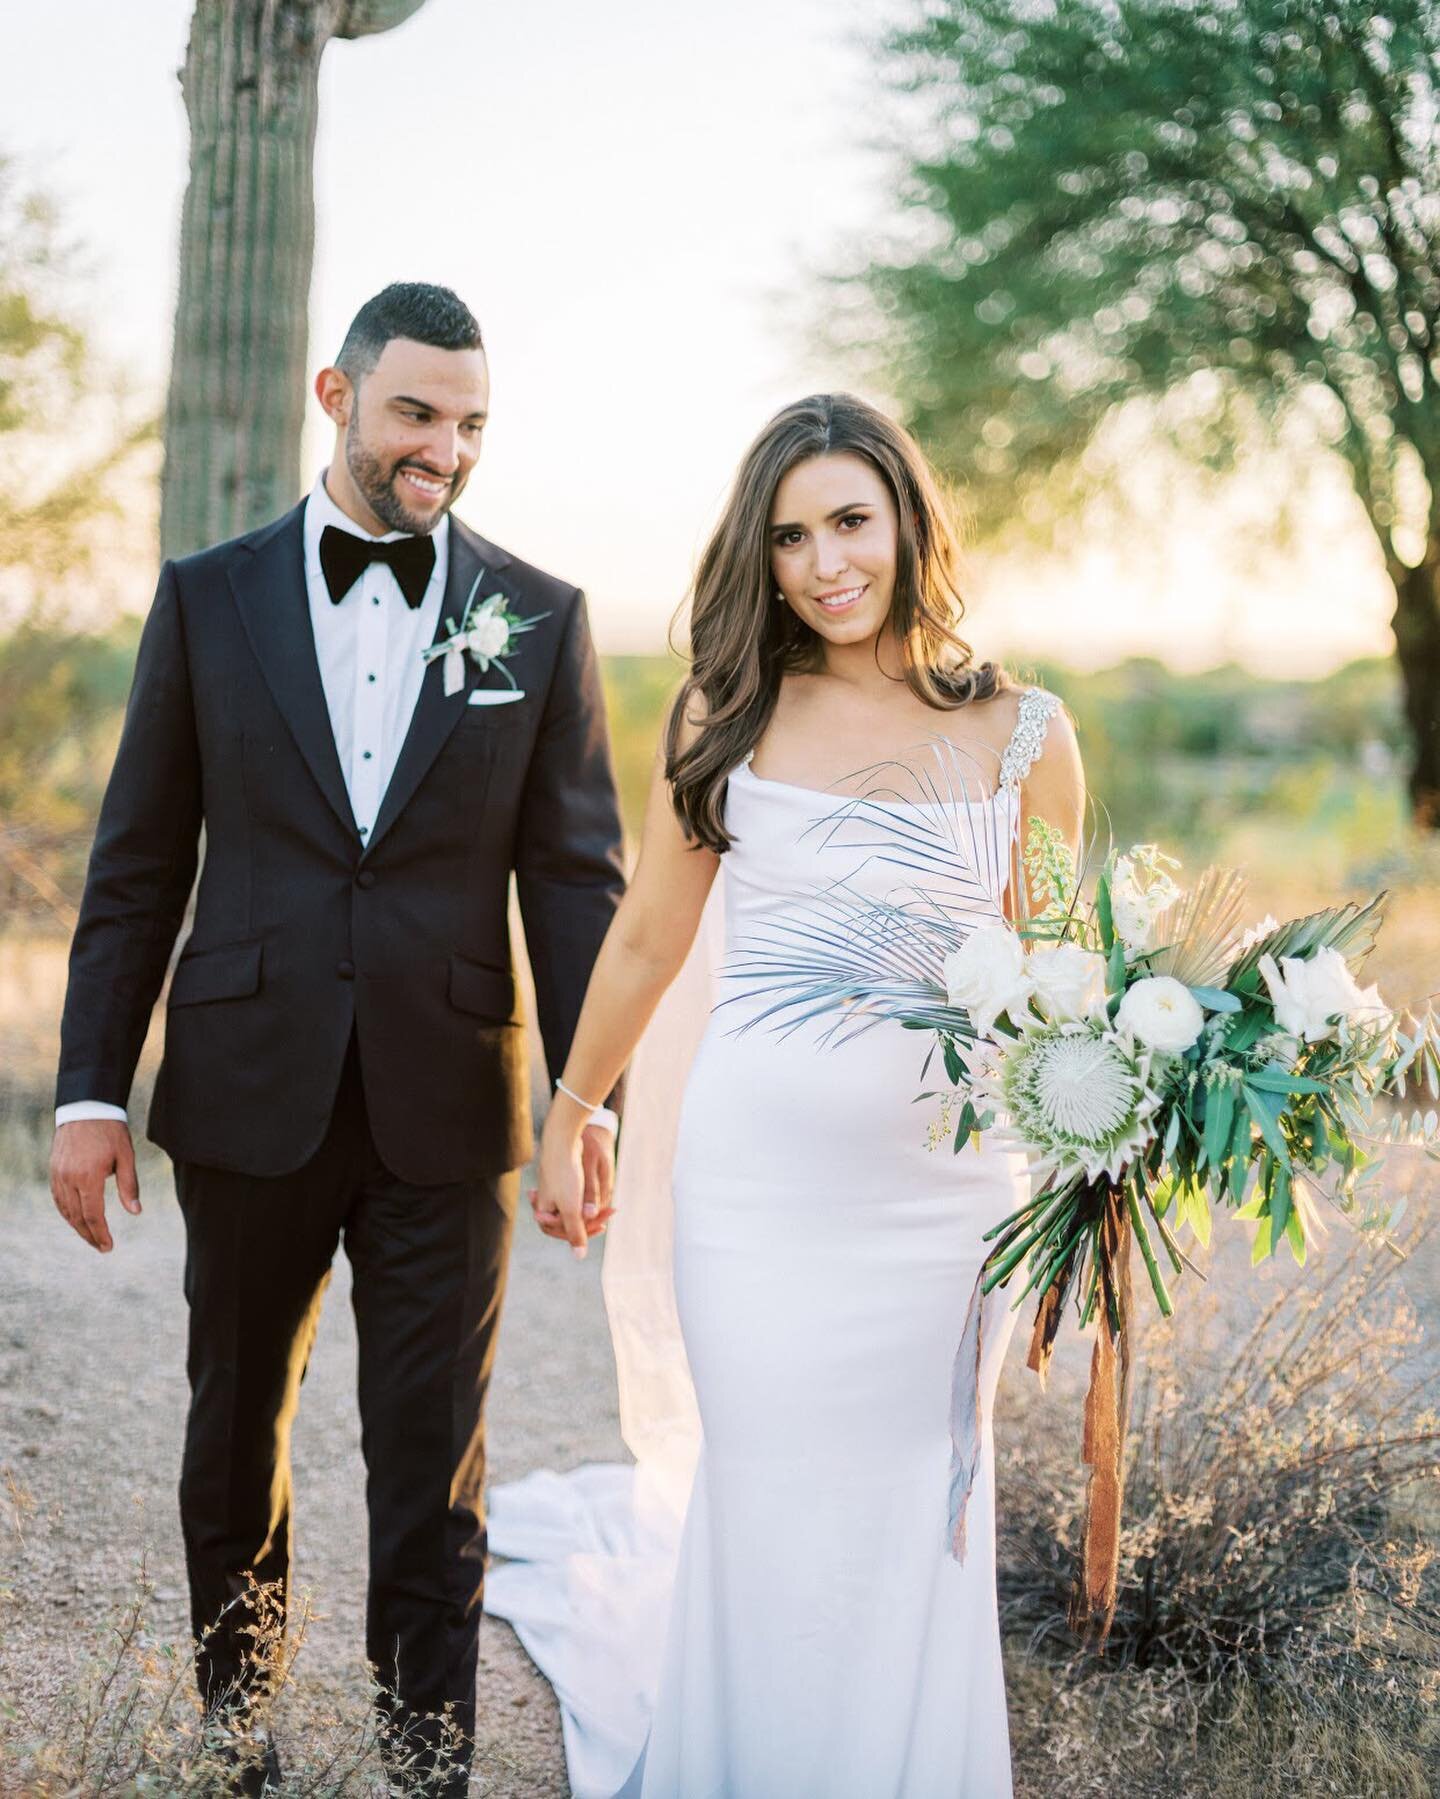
[596, 647, 1409, 886]
[1034, 655, 1407, 857]
[599, 652, 687, 831]
[849, 0, 1440, 564]
[841, 0, 1440, 824]
[0, 154, 155, 596]
[0, 630, 1413, 918]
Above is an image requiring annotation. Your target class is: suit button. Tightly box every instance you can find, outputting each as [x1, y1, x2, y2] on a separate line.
[337, 960, 355, 980]
[356, 870, 376, 890]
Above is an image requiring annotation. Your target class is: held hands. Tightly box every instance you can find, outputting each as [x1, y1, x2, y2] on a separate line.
[50, 1119, 142, 1253]
[529, 1117, 616, 1258]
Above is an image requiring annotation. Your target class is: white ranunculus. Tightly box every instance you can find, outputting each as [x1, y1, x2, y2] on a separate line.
[1110, 847, 1183, 955]
[1115, 975, 1206, 1054]
[1026, 942, 1108, 1024]
[943, 924, 1033, 1041]
[1257, 947, 1389, 1043]
[466, 612, 512, 660]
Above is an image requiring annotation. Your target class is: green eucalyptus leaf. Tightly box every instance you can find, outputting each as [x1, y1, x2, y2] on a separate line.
[1242, 1084, 1292, 1169]
[1246, 1064, 1329, 1096]
[1203, 1081, 1237, 1172]
[1190, 986, 1242, 1013]
[1224, 1009, 1268, 1052]
[1097, 869, 1115, 955]
[1184, 1184, 1212, 1249]
[1251, 1214, 1274, 1265]
[1107, 936, 1127, 1000]
[1269, 1164, 1292, 1253]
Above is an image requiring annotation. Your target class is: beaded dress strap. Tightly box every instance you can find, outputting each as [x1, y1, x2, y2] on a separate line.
[997, 687, 1061, 792]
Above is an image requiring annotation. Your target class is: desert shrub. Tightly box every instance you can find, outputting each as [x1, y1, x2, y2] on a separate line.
[999, 1225, 1440, 1794]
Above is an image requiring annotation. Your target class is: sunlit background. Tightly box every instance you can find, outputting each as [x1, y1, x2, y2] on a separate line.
[5, 0, 1395, 669]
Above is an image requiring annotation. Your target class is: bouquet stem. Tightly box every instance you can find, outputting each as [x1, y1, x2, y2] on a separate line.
[1068, 1181, 1135, 1649]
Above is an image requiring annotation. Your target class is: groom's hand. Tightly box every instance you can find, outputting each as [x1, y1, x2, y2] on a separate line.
[50, 1119, 141, 1254]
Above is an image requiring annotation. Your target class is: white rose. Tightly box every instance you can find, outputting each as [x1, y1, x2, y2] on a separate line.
[1027, 942, 1108, 1024]
[1115, 975, 1205, 1054]
[1257, 947, 1389, 1043]
[943, 924, 1033, 1040]
[466, 613, 511, 660]
[1110, 850, 1183, 955]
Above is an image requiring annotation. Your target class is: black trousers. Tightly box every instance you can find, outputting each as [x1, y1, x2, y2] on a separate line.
[174, 1031, 518, 1785]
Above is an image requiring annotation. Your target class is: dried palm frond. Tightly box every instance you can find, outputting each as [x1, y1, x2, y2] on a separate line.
[720, 885, 975, 1046]
[1146, 865, 1249, 987]
[1227, 894, 1388, 988]
[798, 738, 1016, 922]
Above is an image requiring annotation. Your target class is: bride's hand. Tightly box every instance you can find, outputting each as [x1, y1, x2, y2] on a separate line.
[531, 1117, 615, 1256]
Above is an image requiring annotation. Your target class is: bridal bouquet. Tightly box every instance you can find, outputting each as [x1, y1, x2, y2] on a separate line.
[940, 828, 1436, 1314]
[728, 797, 1440, 1641]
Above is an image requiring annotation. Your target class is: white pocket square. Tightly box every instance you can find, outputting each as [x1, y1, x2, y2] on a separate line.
[467, 687, 526, 707]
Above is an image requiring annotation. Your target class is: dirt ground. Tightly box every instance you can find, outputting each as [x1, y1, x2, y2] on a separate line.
[0, 1159, 619, 1796]
[3, 1130, 1435, 1797]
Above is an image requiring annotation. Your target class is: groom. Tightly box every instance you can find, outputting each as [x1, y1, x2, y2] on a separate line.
[50, 283, 625, 1792]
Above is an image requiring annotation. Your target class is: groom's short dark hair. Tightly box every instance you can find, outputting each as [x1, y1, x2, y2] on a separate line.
[336, 283, 484, 383]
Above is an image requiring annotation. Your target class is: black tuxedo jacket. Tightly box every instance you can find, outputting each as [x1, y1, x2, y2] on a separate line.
[56, 505, 626, 1184]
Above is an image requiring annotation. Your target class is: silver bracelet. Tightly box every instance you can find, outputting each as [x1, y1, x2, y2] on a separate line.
[555, 1076, 603, 1114]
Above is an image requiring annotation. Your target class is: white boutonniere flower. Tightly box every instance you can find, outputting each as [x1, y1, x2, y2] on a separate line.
[422, 576, 547, 698]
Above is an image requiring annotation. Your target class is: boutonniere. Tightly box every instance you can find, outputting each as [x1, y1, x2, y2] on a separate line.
[422, 576, 548, 698]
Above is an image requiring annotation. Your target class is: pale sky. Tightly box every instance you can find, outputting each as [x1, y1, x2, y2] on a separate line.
[5, 0, 1397, 672]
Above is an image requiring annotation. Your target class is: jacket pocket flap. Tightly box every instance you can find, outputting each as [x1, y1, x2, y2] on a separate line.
[170, 940, 263, 1008]
[449, 954, 515, 1022]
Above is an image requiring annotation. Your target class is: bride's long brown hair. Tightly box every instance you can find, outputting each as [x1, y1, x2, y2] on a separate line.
[665, 392, 1010, 854]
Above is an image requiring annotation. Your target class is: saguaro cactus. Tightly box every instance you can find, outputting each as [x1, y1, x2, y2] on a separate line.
[160, 0, 433, 560]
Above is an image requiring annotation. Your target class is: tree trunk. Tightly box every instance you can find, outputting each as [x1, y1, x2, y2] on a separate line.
[1390, 536, 1440, 831]
[161, 0, 432, 561]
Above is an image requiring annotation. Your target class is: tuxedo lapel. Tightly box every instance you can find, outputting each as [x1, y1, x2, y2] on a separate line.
[228, 507, 358, 838]
[362, 521, 511, 860]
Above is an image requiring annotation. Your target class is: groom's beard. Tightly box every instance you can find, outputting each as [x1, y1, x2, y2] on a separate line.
[344, 421, 463, 537]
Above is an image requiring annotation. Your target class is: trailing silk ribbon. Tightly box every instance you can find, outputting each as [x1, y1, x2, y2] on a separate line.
[948, 1178, 1134, 1650]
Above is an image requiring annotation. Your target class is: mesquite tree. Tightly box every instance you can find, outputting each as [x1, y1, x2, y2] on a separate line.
[161, 0, 432, 560]
[854, 1, 1440, 827]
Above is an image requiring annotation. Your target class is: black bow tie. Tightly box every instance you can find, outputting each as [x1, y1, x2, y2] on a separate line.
[319, 524, 437, 610]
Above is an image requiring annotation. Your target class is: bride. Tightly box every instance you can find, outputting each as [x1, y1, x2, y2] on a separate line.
[490, 392, 1084, 1797]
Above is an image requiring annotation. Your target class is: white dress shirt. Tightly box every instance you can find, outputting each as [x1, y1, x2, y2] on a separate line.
[302, 470, 449, 844]
[58, 473, 614, 1135]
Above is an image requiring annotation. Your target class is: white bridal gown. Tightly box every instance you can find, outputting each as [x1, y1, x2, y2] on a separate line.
[486, 689, 1062, 1799]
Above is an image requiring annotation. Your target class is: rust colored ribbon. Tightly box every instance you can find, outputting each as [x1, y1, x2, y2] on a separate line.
[1069, 1186, 1134, 1649]
[1025, 1256, 1072, 1387]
